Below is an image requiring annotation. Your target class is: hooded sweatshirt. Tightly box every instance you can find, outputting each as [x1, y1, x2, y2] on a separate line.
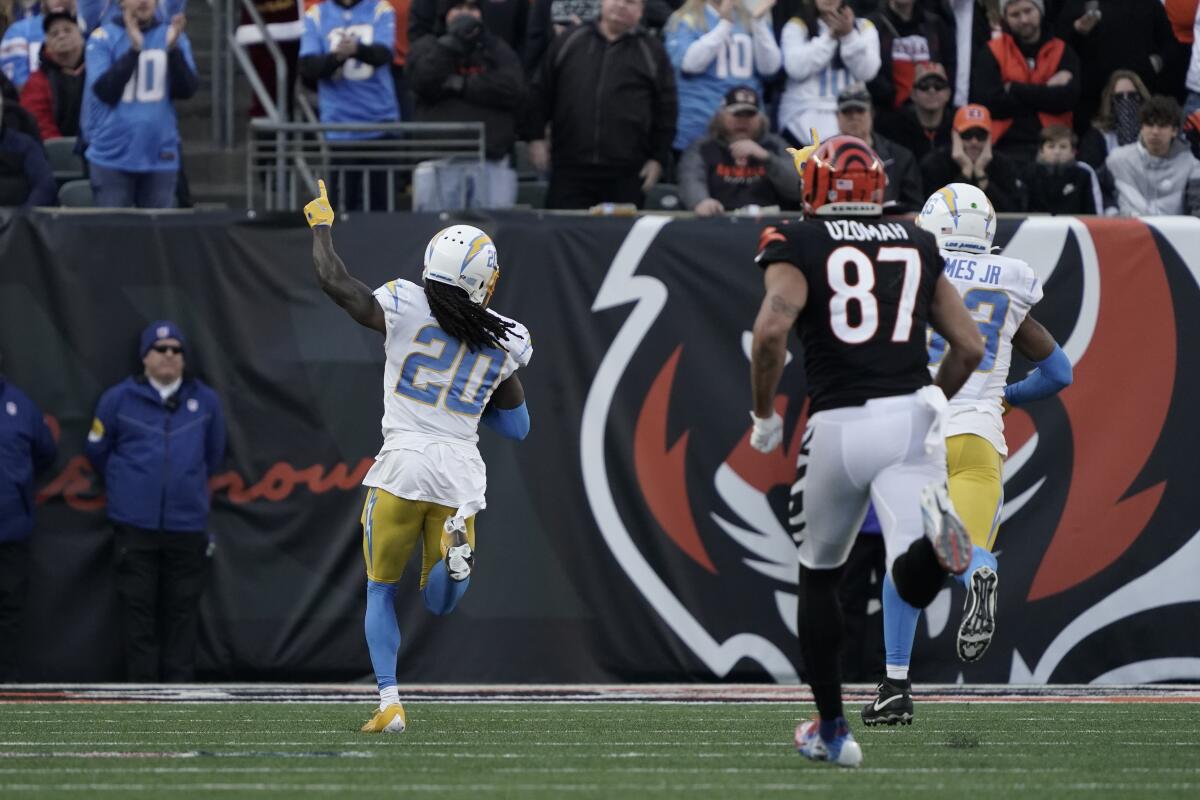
[1105, 137, 1200, 217]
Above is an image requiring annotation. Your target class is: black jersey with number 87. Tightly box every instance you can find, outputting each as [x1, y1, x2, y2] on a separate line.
[756, 217, 945, 414]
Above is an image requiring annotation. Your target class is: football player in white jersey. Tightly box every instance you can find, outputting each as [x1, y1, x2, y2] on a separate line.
[304, 181, 532, 733]
[862, 183, 1073, 726]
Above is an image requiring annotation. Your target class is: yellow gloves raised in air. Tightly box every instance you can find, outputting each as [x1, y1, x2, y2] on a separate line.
[786, 130, 821, 178]
[304, 179, 334, 228]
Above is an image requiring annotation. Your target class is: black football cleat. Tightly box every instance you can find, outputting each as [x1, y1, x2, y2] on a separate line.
[861, 678, 914, 727]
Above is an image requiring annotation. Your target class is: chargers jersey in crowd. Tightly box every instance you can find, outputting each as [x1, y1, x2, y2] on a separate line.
[300, 0, 399, 140]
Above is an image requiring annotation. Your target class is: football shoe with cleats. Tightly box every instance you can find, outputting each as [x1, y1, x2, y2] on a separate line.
[920, 482, 973, 575]
[794, 716, 863, 767]
[443, 516, 474, 582]
[861, 678, 914, 727]
[361, 703, 407, 733]
[957, 565, 999, 662]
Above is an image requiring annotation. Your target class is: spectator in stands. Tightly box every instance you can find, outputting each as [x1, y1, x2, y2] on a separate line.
[523, 0, 598, 73]
[665, 0, 780, 154]
[836, 82, 923, 211]
[1078, 70, 1150, 170]
[921, 102, 1024, 210]
[387, 0, 414, 119]
[410, 0, 526, 53]
[0, 0, 74, 89]
[876, 59, 954, 159]
[778, 0, 881, 146]
[677, 85, 799, 215]
[528, 0, 677, 209]
[1, 1, 41, 41]
[1020, 124, 1097, 214]
[948, 0, 1000, 107]
[0, 88, 55, 204]
[300, 0, 399, 211]
[1, 69, 41, 139]
[1166, 0, 1198, 108]
[19, 11, 84, 139]
[407, 0, 524, 203]
[1055, 1, 1172, 130]
[0, 350, 57, 682]
[1186, 1, 1200, 117]
[867, 0, 955, 112]
[971, 0, 1079, 164]
[83, 0, 196, 209]
[1105, 95, 1200, 217]
[85, 321, 226, 682]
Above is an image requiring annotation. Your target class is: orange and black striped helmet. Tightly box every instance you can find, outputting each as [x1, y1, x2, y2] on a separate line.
[801, 135, 887, 217]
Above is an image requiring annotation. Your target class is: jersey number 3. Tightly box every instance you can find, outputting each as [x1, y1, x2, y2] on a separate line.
[827, 246, 921, 344]
[396, 325, 503, 416]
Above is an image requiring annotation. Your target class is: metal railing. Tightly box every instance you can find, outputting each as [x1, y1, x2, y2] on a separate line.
[248, 121, 486, 211]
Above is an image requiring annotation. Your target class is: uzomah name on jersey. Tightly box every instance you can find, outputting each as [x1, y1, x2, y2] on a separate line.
[823, 220, 911, 242]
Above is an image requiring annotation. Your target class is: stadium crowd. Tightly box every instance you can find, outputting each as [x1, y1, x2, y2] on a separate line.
[0, 0, 1199, 213]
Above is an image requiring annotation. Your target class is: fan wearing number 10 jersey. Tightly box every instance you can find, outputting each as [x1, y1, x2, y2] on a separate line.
[304, 181, 532, 734]
[862, 183, 1072, 728]
[750, 135, 984, 768]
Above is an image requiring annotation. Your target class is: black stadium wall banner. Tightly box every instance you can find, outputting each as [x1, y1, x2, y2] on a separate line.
[0, 210, 1196, 684]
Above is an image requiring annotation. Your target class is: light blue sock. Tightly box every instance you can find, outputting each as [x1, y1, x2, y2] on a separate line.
[422, 561, 470, 616]
[954, 545, 999, 588]
[882, 572, 920, 680]
[365, 580, 401, 692]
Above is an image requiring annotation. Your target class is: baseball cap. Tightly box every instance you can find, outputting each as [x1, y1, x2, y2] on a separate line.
[42, 10, 78, 34]
[723, 85, 761, 114]
[140, 321, 187, 358]
[953, 104, 993, 134]
[837, 83, 872, 112]
[913, 62, 949, 86]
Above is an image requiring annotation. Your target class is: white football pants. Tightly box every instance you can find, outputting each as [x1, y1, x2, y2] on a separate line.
[791, 387, 949, 571]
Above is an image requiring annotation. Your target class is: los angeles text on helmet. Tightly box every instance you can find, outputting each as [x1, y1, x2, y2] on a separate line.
[822, 220, 911, 242]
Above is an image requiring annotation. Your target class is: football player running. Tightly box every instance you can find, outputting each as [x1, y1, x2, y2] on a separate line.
[750, 136, 985, 767]
[861, 183, 1073, 727]
[304, 181, 533, 733]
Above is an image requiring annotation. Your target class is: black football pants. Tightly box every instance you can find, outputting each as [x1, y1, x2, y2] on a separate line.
[0, 540, 30, 682]
[113, 526, 210, 682]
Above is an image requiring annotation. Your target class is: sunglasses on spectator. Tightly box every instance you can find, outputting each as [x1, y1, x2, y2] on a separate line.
[915, 79, 949, 92]
[959, 128, 989, 142]
[152, 345, 184, 355]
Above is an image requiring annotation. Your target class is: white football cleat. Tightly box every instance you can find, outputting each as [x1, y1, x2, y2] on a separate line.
[920, 482, 972, 575]
[444, 516, 473, 582]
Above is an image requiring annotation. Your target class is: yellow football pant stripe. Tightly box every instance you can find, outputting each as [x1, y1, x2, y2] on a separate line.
[945, 434, 1004, 552]
[360, 488, 477, 588]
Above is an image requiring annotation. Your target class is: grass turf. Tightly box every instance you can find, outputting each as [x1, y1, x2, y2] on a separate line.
[1, 702, 1198, 798]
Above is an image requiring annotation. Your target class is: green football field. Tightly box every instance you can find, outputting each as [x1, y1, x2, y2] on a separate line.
[2, 699, 1199, 799]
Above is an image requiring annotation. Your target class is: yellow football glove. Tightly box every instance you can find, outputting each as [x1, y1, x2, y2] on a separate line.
[304, 179, 334, 228]
[786, 130, 821, 178]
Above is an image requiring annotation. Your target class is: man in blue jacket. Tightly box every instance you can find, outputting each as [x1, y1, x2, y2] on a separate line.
[85, 321, 226, 681]
[82, 0, 196, 208]
[0, 351, 57, 682]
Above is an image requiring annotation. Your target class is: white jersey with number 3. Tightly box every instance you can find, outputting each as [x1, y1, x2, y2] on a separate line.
[928, 250, 1042, 456]
[361, 279, 532, 513]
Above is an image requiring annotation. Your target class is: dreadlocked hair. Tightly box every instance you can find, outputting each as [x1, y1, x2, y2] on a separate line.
[425, 280, 518, 352]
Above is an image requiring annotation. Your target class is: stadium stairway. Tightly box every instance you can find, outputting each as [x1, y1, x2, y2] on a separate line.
[179, 0, 253, 208]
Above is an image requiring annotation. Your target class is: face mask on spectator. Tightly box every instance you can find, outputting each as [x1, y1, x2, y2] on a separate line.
[1113, 93, 1142, 147]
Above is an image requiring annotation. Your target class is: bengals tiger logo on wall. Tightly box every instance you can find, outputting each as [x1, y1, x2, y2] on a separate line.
[581, 215, 1200, 684]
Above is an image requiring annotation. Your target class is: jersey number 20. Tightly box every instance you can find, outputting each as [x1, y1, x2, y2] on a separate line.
[396, 325, 503, 416]
[827, 246, 921, 344]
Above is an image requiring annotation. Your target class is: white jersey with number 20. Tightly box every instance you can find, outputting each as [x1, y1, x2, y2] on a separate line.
[361, 279, 532, 514]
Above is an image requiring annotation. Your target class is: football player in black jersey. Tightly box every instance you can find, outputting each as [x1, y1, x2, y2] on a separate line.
[748, 135, 984, 767]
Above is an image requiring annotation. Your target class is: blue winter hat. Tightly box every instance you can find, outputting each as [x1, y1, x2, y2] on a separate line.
[140, 321, 186, 357]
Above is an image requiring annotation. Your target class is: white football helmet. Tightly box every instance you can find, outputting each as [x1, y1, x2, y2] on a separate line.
[916, 183, 996, 254]
[422, 225, 500, 306]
